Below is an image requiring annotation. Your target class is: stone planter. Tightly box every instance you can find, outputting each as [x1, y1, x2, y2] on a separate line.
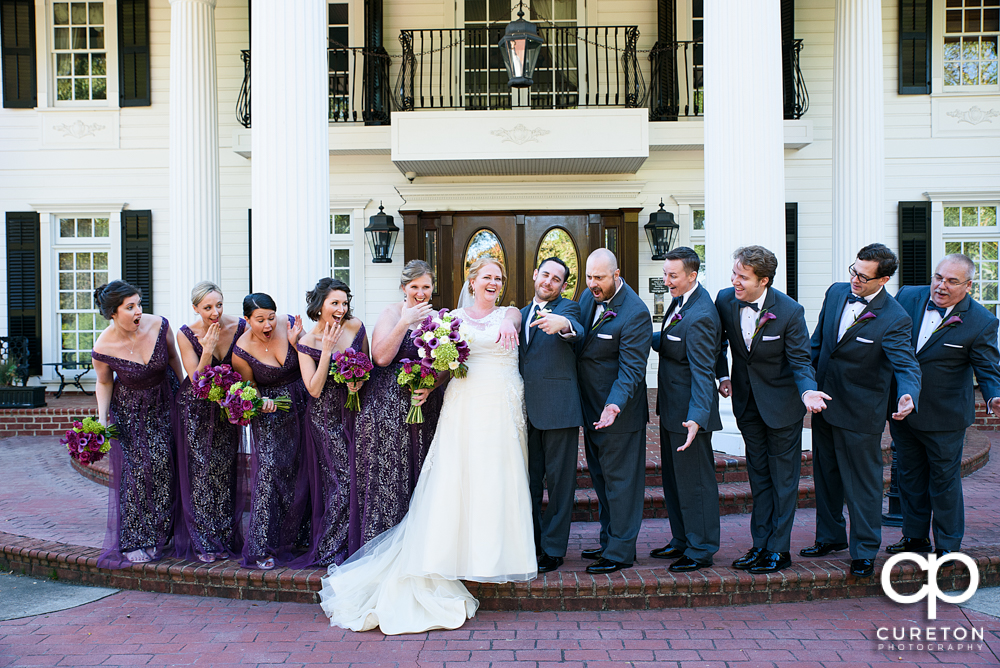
[0, 386, 47, 408]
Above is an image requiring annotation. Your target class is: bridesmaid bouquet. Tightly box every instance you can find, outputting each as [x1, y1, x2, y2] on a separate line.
[396, 309, 471, 424]
[192, 364, 242, 403]
[61, 417, 117, 465]
[221, 381, 291, 426]
[330, 348, 374, 411]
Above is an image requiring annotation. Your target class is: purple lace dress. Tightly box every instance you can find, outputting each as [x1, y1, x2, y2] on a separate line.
[352, 331, 443, 551]
[91, 318, 179, 567]
[295, 324, 367, 566]
[233, 316, 313, 567]
[173, 320, 247, 561]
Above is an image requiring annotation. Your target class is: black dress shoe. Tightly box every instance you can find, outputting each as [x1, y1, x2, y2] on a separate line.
[586, 557, 631, 574]
[732, 547, 765, 570]
[537, 554, 563, 573]
[885, 537, 932, 554]
[650, 545, 686, 560]
[581, 547, 604, 560]
[669, 555, 712, 572]
[799, 541, 849, 557]
[748, 551, 792, 574]
[851, 559, 875, 578]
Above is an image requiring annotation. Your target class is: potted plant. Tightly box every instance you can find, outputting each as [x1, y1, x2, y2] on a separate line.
[0, 341, 46, 408]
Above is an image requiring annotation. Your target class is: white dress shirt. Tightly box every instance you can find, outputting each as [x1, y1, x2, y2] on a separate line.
[837, 286, 883, 342]
[916, 301, 954, 352]
[739, 288, 769, 350]
[664, 281, 700, 323]
[593, 277, 625, 325]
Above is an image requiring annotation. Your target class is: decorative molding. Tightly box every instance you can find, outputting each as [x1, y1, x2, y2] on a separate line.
[29, 202, 126, 215]
[924, 190, 1000, 202]
[395, 181, 647, 207]
[670, 194, 705, 207]
[946, 106, 999, 125]
[329, 198, 373, 210]
[52, 120, 105, 139]
[490, 124, 550, 145]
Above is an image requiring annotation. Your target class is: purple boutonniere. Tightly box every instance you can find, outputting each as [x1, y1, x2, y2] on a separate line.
[665, 311, 683, 329]
[752, 310, 777, 339]
[933, 313, 963, 334]
[593, 309, 617, 331]
[846, 311, 877, 331]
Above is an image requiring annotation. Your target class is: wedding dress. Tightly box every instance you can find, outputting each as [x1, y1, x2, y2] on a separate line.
[318, 306, 537, 634]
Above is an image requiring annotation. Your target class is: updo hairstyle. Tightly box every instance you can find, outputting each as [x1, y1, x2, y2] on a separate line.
[242, 293, 277, 318]
[305, 277, 353, 322]
[399, 259, 434, 288]
[191, 281, 223, 306]
[93, 280, 142, 320]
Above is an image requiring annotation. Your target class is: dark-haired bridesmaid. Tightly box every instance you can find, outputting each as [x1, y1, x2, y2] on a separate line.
[231, 293, 312, 570]
[92, 280, 183, 565]
[174, 281, 246, 563]
[296, 278, 370, 565]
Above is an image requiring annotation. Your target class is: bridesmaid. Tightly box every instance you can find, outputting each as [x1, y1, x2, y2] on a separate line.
[353, 260, 444, 550]
[92, 280, 183, 565]
[296, 278, 370, 565]
[174, 281, 246, 563]
[231, 293, 311, 570]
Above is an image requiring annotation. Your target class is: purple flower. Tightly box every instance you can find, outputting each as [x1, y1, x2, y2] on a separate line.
[934, 314, 963, 333]
[448, 330, 460, 341]
[427, 337, 439, 349]
[242, 399, 253, 411]
[665, 312, 683, 328]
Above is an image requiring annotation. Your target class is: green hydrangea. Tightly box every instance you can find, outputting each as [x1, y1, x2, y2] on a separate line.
[397, 370, 415, 386]
[431, 344, 458, 371]
[99, 441, 111, 454]
[207, 386, 225, 403]
[419, 373, 436, 389]
[80, 417, 102, 434]
[241, 385, 258, 400]
[434, 326, 450, 338]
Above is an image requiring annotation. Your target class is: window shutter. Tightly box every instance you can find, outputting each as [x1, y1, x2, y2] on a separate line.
[649, 0, 677, 121]
[118, 0, 150, 106]
[5, 212, 41, 373]
[122, 210, 153, 312]
[785, 203, 798, 301]
[899, 0, 931, 94]
[899, 201, 932, 286]
[0, 0, 36, 108]
[781, 0, 795, 120]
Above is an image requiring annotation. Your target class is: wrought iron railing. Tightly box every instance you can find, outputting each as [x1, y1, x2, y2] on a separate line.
[237, 50, 251, 128]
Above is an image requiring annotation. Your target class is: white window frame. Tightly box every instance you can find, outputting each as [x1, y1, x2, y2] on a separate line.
[329, 198, 371, 317]
[672, 194, 706, 270]
[932, 0, 1000, 95]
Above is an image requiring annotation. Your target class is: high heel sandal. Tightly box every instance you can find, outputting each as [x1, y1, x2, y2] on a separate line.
[256, 557, 275, 570]
[125, 548, 151, 563]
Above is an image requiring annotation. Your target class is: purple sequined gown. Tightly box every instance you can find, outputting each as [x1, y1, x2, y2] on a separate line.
[174, 320, 247, 561]
[353, 331, 443, 551]
[91, 318, 179, 567]
[233, 317, 312, 567]
[296, 324, 367, 566]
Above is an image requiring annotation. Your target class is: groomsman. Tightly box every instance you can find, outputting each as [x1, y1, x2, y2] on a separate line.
[576, 248, 653, 574]
[650, 246, 723, 572]
[715, 246, 830, 574]
[519, 257, 585, 573]
[804, 243, 921, 578]
[887, 254, 1000, 557]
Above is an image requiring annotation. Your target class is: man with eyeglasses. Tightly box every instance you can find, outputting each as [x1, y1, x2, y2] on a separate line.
[803, 243, 921, 578]
[886, 254, 1000, 558]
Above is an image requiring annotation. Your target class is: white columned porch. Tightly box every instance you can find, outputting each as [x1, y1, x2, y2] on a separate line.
[250, 0, 330, 315]
[703, 0, 786, 295]
[832, 0, 885, 275]
[168, 0, 220, 326]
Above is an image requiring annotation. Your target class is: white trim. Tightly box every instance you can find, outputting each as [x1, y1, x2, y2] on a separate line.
[395, 181, 647, 208]
[329, 197, 372, 209]
[39, 0, 121, 110]
[924, 190, 1000, 202]
[30, 201, 126, 214]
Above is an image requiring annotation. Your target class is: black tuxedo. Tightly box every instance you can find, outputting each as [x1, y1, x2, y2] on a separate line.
[576, 279, 652, 564]
[809, 283, 922, 559]
[890, 286, 1000, 550]
[653, 283, 721, 563]
[715, 286, 816, 553]
[519, 295, 584, 557]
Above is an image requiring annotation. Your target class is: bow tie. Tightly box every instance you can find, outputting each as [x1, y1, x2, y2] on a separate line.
[926, 301, 947, 318]
[847, 293, 869, 305]
[668, 296, 682, 314]
[737, 300, 759, 312]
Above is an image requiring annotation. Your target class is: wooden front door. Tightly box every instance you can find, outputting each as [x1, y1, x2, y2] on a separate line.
[402, 209, 640, 311]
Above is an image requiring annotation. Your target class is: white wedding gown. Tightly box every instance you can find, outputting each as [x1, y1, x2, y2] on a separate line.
[318, 307, 537, 634]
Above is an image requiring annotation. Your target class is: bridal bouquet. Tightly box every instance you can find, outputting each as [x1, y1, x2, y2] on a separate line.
[192, 364, 242, 404]
[330, 347, 374, 411]
[396, 309, 471, 424]
[62, 417, 117, 465]
[221, 381, 291, 426]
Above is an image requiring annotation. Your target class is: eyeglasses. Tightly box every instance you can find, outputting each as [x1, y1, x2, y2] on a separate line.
[848, 264, 877, 284]
[932, 273, 971, 288]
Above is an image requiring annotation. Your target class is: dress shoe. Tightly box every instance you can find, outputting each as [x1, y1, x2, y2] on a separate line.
[851, 559, 875, 578]
[586, 557, 631, 574]
[669, 555, 712, 572]
[799, 541, 849, 557]
[885, 537, 932, 554]
[581, 547, 604, 560]
[650, 545, 686, 560]
[537, 554, 563, 573]
[935, 549, 953, 558]
[732, 547, 765, 570]
[748, 551, 792, 574]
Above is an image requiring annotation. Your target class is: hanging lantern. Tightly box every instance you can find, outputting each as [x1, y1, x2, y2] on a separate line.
[364, 203, 399, 263]
[499, 4, 544, 88]
[644, 200, 680, 261]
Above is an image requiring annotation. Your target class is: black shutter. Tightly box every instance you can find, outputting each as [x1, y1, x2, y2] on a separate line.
[5, 212, 41, 373]
[899, 201, 932, 285]
[1, 0, 36, 108]
[785, 203, 798, 301]
[122, 210, 153, 312]
[781, 0, 795, 119]
[118, 0, 150, 106]
[899, 0, 931, 94]
[649, 0, 677, 121]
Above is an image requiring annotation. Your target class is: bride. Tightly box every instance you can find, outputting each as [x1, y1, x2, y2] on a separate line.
[319, 256, 537, 634]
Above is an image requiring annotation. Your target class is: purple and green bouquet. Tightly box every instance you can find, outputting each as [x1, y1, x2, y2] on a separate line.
[330, 347, 374, 411]
[62, 417, 117, 465]
[221, 380, 291, 426]
[192, 364, 242, 404]
[396, 309, 471, 424]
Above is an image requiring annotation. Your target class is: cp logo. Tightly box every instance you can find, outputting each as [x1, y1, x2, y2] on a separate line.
[881, 552, 979, 619]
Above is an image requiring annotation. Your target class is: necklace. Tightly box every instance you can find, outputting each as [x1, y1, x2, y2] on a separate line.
[122, 329, 139, 356]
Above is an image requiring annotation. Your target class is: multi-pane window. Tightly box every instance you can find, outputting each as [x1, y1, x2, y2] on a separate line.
[330, 213, 352, 285]
[328, 2, 350, 121]
[944, 0, 999, 87]
[944, 204, 999, 315]
[464, 0, 513, 110]
[56, 216, 110, 365]
[54, 2, 107, 101]
[527, 0, 578, 109]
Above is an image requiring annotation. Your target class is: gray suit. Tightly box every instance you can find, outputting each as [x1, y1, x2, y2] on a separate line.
[519, 295, 584, 558]
[576, 279, 653, 564]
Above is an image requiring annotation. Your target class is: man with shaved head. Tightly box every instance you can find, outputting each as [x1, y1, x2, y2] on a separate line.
[575, 248, 653, 574]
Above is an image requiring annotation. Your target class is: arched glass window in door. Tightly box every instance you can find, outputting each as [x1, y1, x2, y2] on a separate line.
[464, 228, 508, 303]
[536, 227, 580, 299]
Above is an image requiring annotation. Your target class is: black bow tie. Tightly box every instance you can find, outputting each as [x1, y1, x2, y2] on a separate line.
[737, 300, 759, 312]
[668, 296, 682, 314]
[847, 293, 869, 305]
[926, 302, 947, 318]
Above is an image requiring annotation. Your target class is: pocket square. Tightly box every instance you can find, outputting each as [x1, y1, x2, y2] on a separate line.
[666, 334, 681, 342]
[762, 335, 781, 341]
[943, 343, 964, 349]
[856, 337, 874, 344]
[596, 333, 613, 340]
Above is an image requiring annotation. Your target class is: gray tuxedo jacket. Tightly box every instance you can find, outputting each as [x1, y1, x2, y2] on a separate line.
[576, 280, 653, 434]
[518, 295, 585, 430]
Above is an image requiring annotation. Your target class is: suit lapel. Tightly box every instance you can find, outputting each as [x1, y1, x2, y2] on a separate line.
[906, 288, 927, 349]
[747, 288, 776, 358]
[834, 287, 884, 351]
[918, 293, 971, 357]
[586, 280, 625, 345]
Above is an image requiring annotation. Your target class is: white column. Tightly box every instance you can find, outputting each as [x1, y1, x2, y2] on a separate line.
[832, 0, 885, 277]
[703, 0, 786, 294]
[250, 0, 330, 316]
[169, 0, 220, 328]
